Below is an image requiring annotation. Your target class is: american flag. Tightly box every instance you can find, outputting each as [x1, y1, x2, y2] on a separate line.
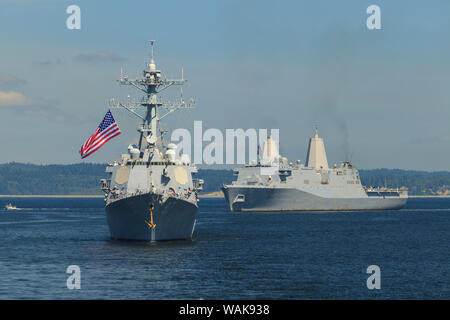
[80, 110, 121, 159]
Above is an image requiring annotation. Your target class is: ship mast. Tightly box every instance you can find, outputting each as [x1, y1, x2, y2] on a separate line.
[109, 40, 195, 152]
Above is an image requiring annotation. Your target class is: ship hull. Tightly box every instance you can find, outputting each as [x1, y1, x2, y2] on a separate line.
[222, 186, 407, 212]
[105, 193, 198, 241]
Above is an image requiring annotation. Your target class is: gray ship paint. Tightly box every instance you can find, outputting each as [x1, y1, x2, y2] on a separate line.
[101, 41, 203, 241]
[222, 130, 408, 212]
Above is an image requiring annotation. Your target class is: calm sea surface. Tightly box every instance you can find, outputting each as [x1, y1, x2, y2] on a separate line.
[0, 197, 449, 299]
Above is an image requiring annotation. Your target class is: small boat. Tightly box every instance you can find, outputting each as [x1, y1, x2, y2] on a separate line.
[4, 203, 18, 210]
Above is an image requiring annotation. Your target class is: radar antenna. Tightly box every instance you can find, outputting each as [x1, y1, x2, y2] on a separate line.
[109, 40, 196, 150]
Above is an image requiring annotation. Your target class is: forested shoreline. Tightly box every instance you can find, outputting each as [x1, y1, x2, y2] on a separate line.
[1, 163, 449, 196]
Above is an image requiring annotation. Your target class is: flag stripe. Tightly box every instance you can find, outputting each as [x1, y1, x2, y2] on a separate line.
[90, 124, 119, 146]
[82, 129, 99, 151]
[82, 131, 121, 159]
[81, 131, 121, 159]
[82, 128, 121, 156]
[80, 110, 122, 159]
[82, 126, 121, 154]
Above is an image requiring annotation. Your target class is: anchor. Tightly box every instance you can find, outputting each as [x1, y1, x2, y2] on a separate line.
[145, 204, 156, 229]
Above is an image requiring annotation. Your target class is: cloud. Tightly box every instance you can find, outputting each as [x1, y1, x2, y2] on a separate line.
[11, 104, 70, 122]
[0, 90, 73, 122]
[0, 91, 30, 106]
[0, 90, 58, 109]
[0, 75, 27, 90]
[74, 51, 126, 63]
[32, 58, 64, 67]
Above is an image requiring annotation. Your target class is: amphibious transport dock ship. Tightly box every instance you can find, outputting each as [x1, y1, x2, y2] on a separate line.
[101, 41, 203, 241]
[222, 130, 408, 212]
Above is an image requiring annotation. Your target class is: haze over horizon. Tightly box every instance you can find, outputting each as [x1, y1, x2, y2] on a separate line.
[1, 0, 449, 171]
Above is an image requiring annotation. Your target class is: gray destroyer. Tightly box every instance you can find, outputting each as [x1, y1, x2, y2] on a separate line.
[222, 130, 408, 212]
[101, 41, 203, 241]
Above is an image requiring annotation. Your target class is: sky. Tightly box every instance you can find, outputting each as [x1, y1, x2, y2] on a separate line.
[0, 0, 449, 170]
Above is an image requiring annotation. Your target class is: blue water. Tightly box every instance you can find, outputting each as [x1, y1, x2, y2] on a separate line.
[0, 197, 449, 299]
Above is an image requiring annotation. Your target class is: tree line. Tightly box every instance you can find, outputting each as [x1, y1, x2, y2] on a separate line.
[0, 163, 449, 195]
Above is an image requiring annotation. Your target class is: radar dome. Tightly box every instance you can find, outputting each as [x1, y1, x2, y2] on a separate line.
[165, 149, 176, 161]
[128, 144, 140, 159]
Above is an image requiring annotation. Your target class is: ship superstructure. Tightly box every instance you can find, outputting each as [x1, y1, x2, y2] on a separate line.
[222, 130, 408, 212]
[101, 41, 203, 241]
